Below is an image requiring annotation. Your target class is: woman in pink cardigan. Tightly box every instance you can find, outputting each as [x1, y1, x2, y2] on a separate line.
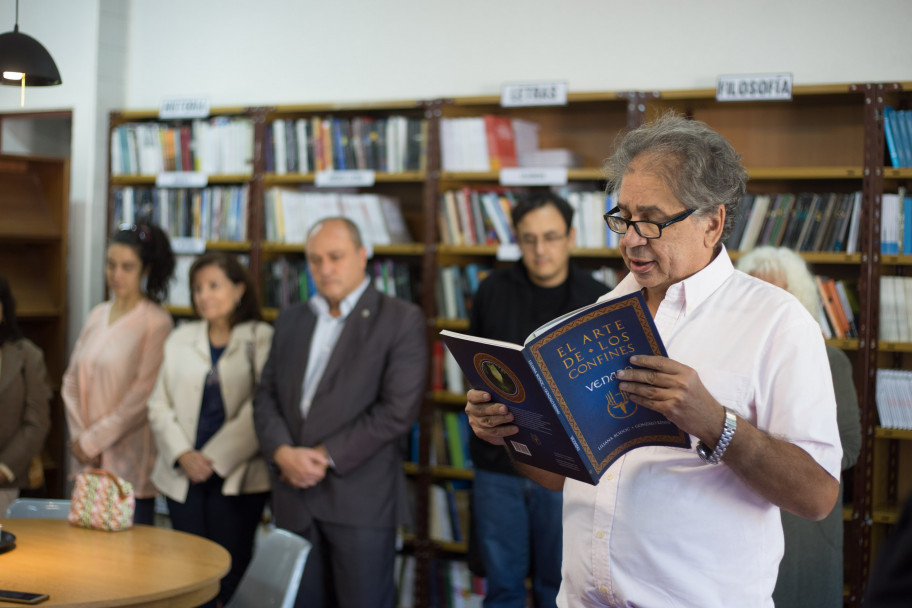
[62, 223, 175, 525]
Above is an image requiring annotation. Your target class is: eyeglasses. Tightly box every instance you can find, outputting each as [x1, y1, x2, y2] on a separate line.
[603, 206, 696, 239]
[518, 232, 569, 248]
[118, 223, 152, 243]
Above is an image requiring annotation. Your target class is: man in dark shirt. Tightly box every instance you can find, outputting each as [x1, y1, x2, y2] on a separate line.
[468, 190, 608, 608]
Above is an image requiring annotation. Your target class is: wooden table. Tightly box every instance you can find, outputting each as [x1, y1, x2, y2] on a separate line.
[0, 518, 230, 607]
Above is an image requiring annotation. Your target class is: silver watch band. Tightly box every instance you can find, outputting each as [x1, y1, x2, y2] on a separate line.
[698, 407, 737, 465]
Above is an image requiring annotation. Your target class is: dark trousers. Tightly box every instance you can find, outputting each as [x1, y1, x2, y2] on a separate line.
[134, 497, 156, 526]
[293, 519, 397, 608]
[167, 475, 268, 607]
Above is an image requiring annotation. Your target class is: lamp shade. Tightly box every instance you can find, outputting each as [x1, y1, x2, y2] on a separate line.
[0, 26, 62, 86]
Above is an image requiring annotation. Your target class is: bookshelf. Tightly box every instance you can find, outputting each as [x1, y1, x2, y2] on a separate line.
[0, 153, 69, 498]
[104, 82, 912, 607]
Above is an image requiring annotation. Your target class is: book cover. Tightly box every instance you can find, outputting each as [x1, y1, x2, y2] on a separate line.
[440, 291, 690, 485]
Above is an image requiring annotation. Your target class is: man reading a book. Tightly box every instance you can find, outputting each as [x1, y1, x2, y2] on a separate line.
[465, 114, 843, 608]
[467, 190, 607, 608]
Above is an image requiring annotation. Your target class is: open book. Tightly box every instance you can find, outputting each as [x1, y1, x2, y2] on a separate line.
[441, 290, 690, 484]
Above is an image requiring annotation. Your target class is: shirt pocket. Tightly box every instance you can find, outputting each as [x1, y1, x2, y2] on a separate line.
[694, 367, 753, 422]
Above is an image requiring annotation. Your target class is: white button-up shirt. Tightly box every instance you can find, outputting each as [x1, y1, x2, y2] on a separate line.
[300, 278, 370, 419]
[558, 247, 842, 608]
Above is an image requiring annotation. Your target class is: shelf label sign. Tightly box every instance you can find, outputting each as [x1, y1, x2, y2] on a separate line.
[500, 167, 568, 186]
[156, 172, 208, 188]
[496, 243, 522, 261]
[716, 73, 793, 102]
[159, 97, 210, 119]
[501, 82, 568, 107]
[170, 237, 206, 254]
[315, 170, 376, 187]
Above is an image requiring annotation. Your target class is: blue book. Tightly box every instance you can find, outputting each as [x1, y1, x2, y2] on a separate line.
[905, 196, 912, 255]
[901, 110, 912, 168]
[884, 106, 902, 168]
[441, 291, 689, 485]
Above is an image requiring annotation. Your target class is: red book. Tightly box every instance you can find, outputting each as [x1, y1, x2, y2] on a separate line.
[483, 115, 518, 170]
[431, 341, 444, 391]
[179, 125, 193, 171]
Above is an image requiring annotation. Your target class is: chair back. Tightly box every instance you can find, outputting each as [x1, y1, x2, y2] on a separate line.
[4, 498, 71, 519]
[225, 528, 311, 608]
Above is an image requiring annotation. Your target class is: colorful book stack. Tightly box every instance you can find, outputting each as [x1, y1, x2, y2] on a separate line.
[113, 185, 249, 242]
[263, 188, 412, 247]
[726, 191, 863, 253]
[265, 115, 426, 174]
[111, 118, 254, 175]
[876, 369, 912, 430]
[884, 106, 912, 168]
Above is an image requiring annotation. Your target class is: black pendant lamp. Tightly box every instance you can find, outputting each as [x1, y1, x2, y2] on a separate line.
[0, 0, 62, 104]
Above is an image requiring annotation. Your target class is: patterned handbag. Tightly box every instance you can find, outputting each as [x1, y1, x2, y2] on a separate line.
[68, 469, 136, 531]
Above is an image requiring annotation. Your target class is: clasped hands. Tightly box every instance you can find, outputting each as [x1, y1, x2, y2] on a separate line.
[274, 444, 330, 489]
[466, 354, 725, 446]
[178, 450, 215, 484]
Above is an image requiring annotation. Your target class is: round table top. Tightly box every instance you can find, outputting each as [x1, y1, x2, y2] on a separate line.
[0, 518, 230, 608]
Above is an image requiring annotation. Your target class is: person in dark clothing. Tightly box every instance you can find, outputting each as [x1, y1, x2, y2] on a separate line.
[863, 491, 912, 607]
[468, 190, 608, 608]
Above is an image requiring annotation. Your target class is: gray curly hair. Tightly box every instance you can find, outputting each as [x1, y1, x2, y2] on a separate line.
[604, 112, 748, 244]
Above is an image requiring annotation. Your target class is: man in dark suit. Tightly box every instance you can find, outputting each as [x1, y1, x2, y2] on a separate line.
[254, 217, 427, 608]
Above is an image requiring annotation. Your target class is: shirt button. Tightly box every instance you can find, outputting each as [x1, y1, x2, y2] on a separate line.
[604, 473, 614, 481]
[600, 586, 609, 596]
[596, 530, 605, 539]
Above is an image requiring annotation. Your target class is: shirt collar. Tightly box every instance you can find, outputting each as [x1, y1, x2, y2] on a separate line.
[611, 244, 734, 311]
[666, 245, 734, 311]
[309, 277, 370, 319]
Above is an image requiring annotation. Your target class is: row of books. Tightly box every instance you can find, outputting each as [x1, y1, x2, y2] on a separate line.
[436, 264, 491, 320]
[439, 115, 581, 173]
[430, 481, 471, 546]
[110, 118, 255, 176]
[876, 369, 912, 430]
[884, 107, 912, 168]
[881, 190, 912, 254]
[428, 409, 473, 470]
[397, 556, 485, 608]
[815, 276, 859, 340]
[113, 186, 249, 242]
[265, 116, 426, 174]
[438, 186, 621, 249]
[262, 257, 416, 310]
[879, 275, 912, 343]
[726, 192, 862, 253]
[263, 187, 412, 246]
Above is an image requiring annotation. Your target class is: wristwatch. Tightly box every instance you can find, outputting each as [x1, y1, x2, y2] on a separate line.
[696, 407, 737, 465]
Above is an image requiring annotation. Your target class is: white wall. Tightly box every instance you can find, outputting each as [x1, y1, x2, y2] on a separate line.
[1, 0, 910, 354]
[125, 0, 912, 106]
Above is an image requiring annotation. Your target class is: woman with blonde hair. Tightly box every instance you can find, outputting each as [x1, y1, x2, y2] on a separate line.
[737, 245, 861, 608]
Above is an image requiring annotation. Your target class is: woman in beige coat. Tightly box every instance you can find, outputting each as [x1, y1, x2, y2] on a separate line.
[148, 252, 272, 607]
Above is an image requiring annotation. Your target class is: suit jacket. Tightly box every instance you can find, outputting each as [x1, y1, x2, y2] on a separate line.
[0, 338, 51, 489]
[148, 320, 273, 503]
[254, 285, 427, 532]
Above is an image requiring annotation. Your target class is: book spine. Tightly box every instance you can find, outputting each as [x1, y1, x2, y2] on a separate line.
[520, 349, 598, 482]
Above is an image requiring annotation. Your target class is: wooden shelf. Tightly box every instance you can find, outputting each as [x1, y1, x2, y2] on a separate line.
[264, 171, 426, 185]
[435, 318, 469, 331]
[875, 427, 912, 440]
[878, 342, 912, 353]
[746, 166, 865, 180]
[431, 390, 469, 406]
[260, 242, 425, 256]
[872, 504, 900, 524]
[110, 174, 252, 185]
[440, 168, 605, 182]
